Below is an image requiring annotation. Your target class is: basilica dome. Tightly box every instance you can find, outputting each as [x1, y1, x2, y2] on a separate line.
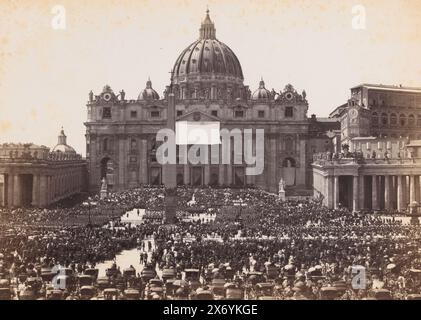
[52, 128, 76, 154]
[138, 79, 160, 100]
[172, 10, 244, 85]
[252, 79, 272, 100]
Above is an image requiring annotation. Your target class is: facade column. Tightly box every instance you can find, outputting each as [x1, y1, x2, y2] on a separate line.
[139, 139, 148, 185]
[184, 164, 190, 185]
[32, 174, 40, 207]
[51, 176, 55, 202]
[358, 175, 365, 210]
[397, 175, 404, 212]
[268, 138, 277, 192]
[13, 174, 21, 207]
[352, 175, 359, 212]
[48, 176, 53, 205]
[204, 164, 210, 185]
[372, 175, 379, 211]
[204, 146, 210, 185]
[218, 165, 225, 185]
[384, 175, 391, 210]
[334, 175, 339, 209]
[226, 164, 232, 185]
[46, 176, 50, 205]
[416, 176, 420, 203]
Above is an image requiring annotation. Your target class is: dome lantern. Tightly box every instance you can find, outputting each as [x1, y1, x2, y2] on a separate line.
[199, 9, 216, 40]
[58, 126, 67, 145]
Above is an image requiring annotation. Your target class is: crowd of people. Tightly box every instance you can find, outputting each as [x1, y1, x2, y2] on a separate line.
[1, 186, 421, 300]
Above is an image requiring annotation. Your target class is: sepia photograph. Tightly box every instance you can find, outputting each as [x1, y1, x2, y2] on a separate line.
[1, 0, 421, 306]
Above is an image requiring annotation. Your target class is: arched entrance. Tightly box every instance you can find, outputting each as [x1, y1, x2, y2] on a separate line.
[282, 157, 296, 186]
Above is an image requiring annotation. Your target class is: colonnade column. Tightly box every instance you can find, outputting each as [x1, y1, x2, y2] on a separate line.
[397, 175, 404, 212]
[352, 175, 359, 212]
[384, 175, 391, 210]
[372, 175, 379, 211]
[13, 174, 21, 207]
[39, 175, 48, 207]
[358, 175, 365, 210]
[334, 176, 339, 209]
[7, 174, 14, 207]
[414, 176, 420, 203]
[410, 175, 416, 205]
[32, 174, 40, 207]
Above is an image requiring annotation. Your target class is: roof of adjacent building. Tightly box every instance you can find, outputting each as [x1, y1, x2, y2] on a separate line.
[351, 83, 421, 93]
[406, 140, 421, 147]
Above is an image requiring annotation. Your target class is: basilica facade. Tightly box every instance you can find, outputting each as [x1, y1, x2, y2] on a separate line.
[85, 11, 338, 194]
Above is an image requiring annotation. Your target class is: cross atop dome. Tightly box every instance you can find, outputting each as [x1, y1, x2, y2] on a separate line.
[200, 8, 216, 39]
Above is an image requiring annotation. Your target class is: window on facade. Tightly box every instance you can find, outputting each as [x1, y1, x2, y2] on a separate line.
[258, 110, 265, 118]
[102, 107, 111, 119]
[177, 110, 183, 117]
[285, 137, 294, 151]
[211, 110, 218, 117]
[130, 138, 137, 151]
[103, 138, 108, 152]
[381, 113, 388, 125]
[234, 110, 244, 118]
[130, 110, 137, 118]
[372, 112, 379, 126]
[399, 114, 406, 126]
[390, 113, 397, 126]
[130, 156, 137, 163]
[408, 114, 415, 126]
[285, 107, 294, 118]
[151, 111, 160, 118]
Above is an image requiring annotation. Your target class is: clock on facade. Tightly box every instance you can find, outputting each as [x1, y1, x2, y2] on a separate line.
[103, 93, 112, 101]
[349, 108, 358, 119]
[285, 92, 293, 101]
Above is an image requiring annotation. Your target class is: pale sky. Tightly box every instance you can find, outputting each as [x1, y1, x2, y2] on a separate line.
[1, 0, 421, 155]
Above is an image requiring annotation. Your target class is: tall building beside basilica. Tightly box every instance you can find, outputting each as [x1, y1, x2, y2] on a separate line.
[313, 84, 421, 214]
[85, 10, 339, 194]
